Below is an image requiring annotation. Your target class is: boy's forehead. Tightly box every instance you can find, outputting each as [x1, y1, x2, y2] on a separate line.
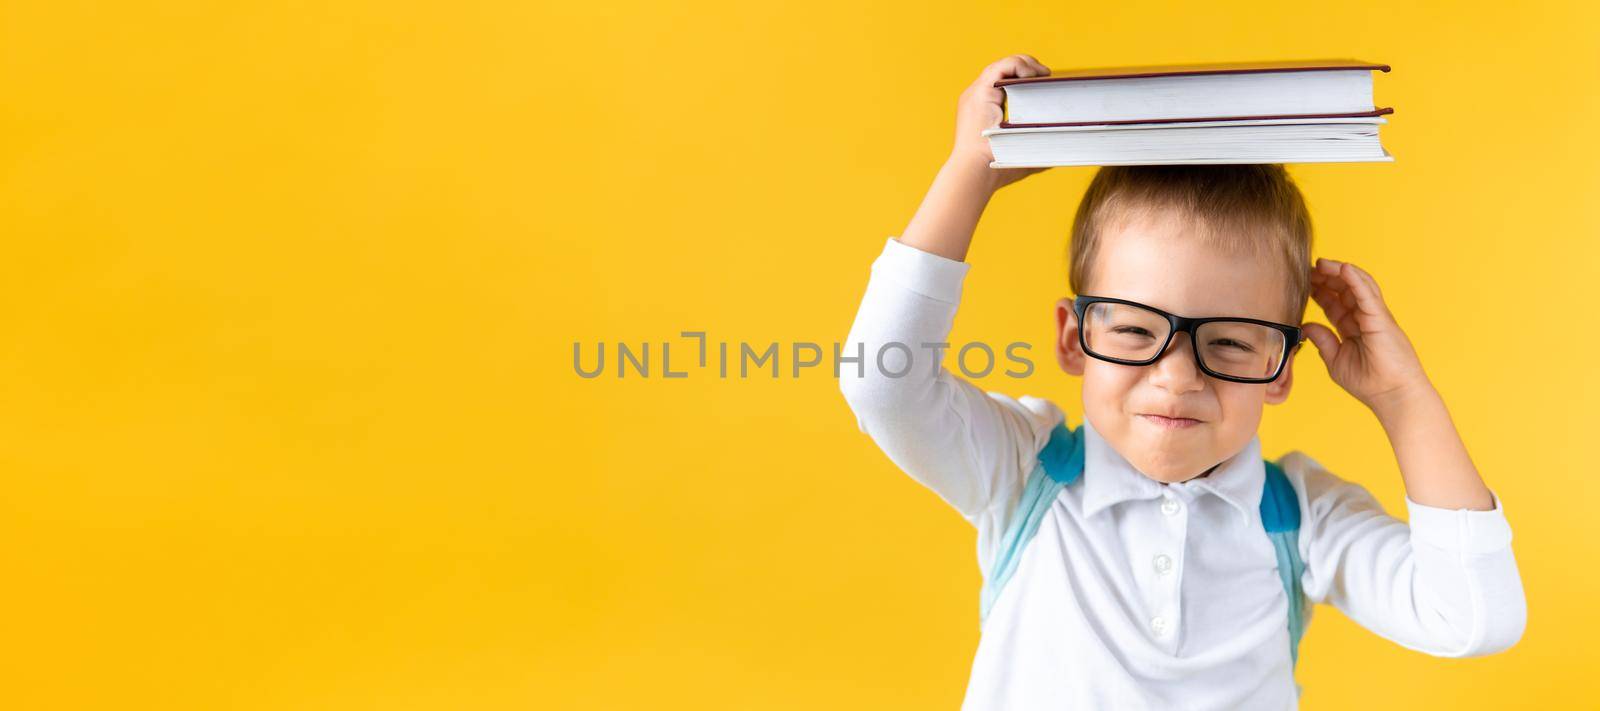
[1090, 215, 1288, 321]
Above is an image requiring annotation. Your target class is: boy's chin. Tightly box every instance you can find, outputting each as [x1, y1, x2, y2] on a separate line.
[1137, 466, 1208, 484]
[1125, 430, 1215, 482]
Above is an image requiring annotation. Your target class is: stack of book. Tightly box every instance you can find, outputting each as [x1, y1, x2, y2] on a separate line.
[982, 60, 1393, 166]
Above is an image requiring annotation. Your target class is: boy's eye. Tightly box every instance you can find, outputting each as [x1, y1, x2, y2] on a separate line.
[1111, 326, 1155, 337]
[1211, 338, 1255, 352]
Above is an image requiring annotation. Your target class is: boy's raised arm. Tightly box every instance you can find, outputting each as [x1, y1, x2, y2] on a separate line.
[839, 56, 1058, 533]
[899, 55, 1050, 261]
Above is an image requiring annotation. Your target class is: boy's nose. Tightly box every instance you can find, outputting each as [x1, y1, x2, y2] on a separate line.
[1149, 332, 1205, 392]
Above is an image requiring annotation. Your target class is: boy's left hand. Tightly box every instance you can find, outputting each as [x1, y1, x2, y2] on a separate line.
[1301, 258, 1433, 415]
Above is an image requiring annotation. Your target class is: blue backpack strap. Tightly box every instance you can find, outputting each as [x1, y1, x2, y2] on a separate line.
[1260, 458, 1309, 671]
[978, 421, 1085, 623]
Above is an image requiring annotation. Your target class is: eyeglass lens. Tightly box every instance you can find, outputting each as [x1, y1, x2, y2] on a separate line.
[1082, 302, 1287, 380]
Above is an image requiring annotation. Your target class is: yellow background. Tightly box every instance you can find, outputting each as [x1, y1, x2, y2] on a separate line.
[3, 1, 1596, 708]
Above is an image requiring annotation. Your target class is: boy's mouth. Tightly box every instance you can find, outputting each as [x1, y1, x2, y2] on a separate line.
[1139, 414, 1203, 429]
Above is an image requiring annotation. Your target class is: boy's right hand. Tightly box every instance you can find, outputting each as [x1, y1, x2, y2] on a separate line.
[951, 54, 1052, 190]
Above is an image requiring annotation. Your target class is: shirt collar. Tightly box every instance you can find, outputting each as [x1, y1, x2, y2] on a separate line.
[1079, 417, 1265, 523]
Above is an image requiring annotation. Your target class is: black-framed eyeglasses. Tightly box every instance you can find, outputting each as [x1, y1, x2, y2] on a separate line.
[1071, 294, 1305, 384]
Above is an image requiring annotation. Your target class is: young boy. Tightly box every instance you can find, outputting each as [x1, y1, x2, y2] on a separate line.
[839, 55, 1525, 709]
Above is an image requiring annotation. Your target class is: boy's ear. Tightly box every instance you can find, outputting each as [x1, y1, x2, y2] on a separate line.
[1055, 297, 1086, 376]
[1264, 342, 1300, 405]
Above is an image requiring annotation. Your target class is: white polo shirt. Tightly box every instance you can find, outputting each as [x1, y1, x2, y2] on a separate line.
[839, 237, 1526, 710]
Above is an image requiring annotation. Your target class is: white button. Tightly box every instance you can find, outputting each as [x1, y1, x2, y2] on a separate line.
[1150, 616, 1169, 635]
[1153, 554, 1173, 574]
[1161, 498, 1180, 516]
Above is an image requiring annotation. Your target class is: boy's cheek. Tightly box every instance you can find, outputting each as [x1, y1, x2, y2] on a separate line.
[1079, 371, 1136, 430]
[1081, 363, 1144, 403]
[1209, 391, 1269, 447]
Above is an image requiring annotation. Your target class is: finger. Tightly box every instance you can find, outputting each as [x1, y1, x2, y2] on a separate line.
[975, 101, 1003, 131]
[1301, 322, 1340, 368]
[1309, 265, 1334, 285]
[1004, 55, 1042, 78]
[977, 60, 1008, 86]
[976, 84, 1005, 110]
[1009, 54, 1044, 76]
[1312, 258, 1351, 297]
[1324, 272, 1363, 318]
[1309, 283, 1341, 323]
[1336, 310, 1363, 341]
[1322, 288, 1364, 342]
[1313, 258, 1352, 294]
[985, 55, 1039, 82]
[1310, 277, 1348, 316]
[1321, 258, 1381, 315]
[1348, 262, 1385, 301]
[966, 76, 1005, 106]
[1018, 54, 1051, 75]
[1326, 286, 1363, 336]
[1338, 262, 1390, 326]
[1310, 284, 1357, 339]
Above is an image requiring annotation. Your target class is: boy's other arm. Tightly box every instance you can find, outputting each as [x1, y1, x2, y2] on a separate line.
[1296, 459, 1525, 657]
[1302, 257, 1494, 510]
[1299, 259, 1524, 655]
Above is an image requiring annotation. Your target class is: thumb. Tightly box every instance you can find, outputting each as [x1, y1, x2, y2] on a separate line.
[985, 102, 1005, 130]
[1301, 322, 1340, 369]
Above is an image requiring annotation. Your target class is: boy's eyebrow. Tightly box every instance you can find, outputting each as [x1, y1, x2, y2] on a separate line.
[1086, 294, 1287, 322]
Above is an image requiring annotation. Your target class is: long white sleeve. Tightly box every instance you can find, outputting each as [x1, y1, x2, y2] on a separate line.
[838, 237, 1062, 574]
[1289, 452, 1527, 657]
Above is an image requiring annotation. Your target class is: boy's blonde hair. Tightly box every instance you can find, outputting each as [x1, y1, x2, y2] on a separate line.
[1068, 165, 1314, 325]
